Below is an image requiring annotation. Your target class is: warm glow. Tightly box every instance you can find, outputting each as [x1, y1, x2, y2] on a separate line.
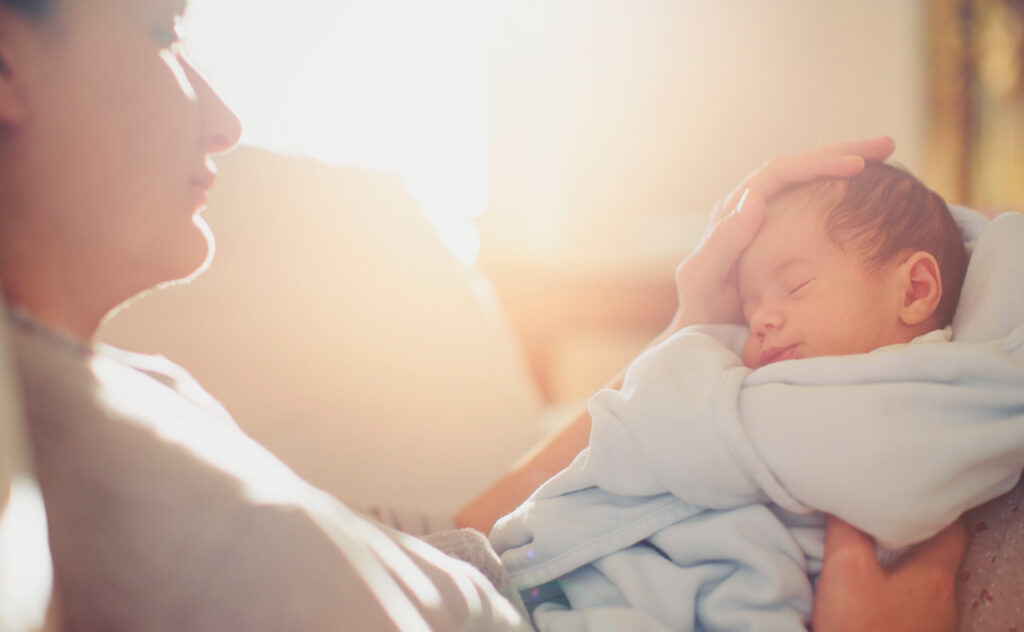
[183, 1, 494, 264]
[436, 220, 482, 266]
[0, 478, 53, 632]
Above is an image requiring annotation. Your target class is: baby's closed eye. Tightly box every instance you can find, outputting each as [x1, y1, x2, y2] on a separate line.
[787, 278, 814, 296]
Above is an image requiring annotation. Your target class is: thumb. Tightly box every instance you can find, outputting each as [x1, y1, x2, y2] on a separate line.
[824, 515, 881, 573]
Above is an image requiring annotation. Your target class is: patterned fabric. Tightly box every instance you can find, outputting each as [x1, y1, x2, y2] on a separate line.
[958, 476, 1024, 631]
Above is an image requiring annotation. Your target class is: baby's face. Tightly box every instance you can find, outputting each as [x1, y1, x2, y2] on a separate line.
[737, 201, 908, 369]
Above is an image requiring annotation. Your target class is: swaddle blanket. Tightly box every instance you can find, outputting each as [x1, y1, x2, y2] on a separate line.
[490, 207, 1024, 632]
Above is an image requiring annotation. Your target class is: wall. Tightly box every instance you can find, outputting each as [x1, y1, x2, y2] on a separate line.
[481, 0, 932, 404]
[485, 0, 929, 266]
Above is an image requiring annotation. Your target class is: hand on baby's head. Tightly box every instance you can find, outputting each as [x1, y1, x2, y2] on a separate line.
[737, 163, 965, 370]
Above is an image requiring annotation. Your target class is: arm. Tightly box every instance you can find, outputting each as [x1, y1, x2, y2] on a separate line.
[454, 383, 601, 533]
[455, 136, 896, 534]
[455, 322, 715, 531]
[813, 516, 966, 632]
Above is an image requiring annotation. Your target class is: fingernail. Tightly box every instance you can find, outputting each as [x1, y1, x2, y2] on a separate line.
[842, 155, 865, 168]
[736, 188, 751, 214]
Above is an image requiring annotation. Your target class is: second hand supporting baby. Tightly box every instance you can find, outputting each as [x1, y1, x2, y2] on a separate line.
[490, 162, 1024, 631]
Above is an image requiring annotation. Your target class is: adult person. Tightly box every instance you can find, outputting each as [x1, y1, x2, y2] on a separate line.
[0, 0, 964, 629]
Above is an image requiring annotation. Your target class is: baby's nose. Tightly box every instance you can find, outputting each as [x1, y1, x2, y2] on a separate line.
[749, 307, 784, 334]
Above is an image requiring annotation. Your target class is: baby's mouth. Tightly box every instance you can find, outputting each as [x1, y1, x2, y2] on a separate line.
[759, 345, 798, 367]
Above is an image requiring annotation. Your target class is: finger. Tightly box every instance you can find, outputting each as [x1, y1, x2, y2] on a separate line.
[716, 136, 895, 218]
[715, 154, 861, 222]
[812, 135, 896, 162]
[895, 519, 968, 574]
[823, 515, 880, 571]
[698, 188, 765, 272]
[747, 154, 865, 202]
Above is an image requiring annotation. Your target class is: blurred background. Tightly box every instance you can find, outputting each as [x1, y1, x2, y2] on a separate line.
[99, 0, 1024, 513]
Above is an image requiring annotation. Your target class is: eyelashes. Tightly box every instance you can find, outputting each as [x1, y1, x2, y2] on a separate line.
[743, 278, 814, 322]
[152, 29, 179, 48]
[152, 21, 183, 49]
[788, 279, 813, 295]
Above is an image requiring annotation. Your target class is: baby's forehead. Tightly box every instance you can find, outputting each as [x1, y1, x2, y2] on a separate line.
[748, 190, 830, 255]
[764, 179, 846, 223]
[738, 183, 848, 286]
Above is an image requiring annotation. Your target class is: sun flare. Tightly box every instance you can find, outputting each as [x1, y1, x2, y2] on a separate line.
[183, 0, 495, 265]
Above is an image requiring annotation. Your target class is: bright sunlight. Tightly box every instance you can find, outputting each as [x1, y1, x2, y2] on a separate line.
[183, 0, 495, 265]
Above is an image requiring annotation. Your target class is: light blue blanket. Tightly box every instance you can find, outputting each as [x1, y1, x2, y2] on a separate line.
[491, 207, 1024, 631]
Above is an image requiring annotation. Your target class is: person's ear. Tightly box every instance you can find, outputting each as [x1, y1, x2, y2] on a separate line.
[897, 251, 943, 326]
[0, 9, 32, 126]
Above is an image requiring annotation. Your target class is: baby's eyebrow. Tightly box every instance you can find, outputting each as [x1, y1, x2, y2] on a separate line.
[739, 255, 816, 295]
[772, 257, 815, 275]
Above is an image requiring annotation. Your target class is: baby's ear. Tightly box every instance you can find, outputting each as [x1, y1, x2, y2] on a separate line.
[897, 251, 943, 326]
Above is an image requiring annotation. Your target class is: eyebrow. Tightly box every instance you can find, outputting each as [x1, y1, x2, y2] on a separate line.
[771, 256, 815, 276]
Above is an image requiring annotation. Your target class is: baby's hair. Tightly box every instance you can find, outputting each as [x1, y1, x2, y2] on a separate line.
[795, 163, 967, 327]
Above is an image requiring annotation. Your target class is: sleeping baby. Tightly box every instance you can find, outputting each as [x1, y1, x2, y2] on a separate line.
[738, 162, 965, 370]
[491, 163, 1024, 631]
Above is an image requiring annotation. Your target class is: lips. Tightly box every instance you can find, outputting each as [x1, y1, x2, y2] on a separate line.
[189, 170, 217, 211]
[190, 170, 217, 191]
[758, 344, 798, 368]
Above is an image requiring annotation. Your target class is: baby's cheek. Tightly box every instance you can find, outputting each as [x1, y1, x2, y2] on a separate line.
[742, 335, 759, 369]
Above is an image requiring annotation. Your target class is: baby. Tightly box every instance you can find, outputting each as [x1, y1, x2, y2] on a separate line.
[739, 162, 967, 370]
[489, 161, 1024, 632]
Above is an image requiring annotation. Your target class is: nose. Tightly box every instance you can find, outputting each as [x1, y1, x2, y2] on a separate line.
[748, 304, 784, 336]
[184, 59, 243, 155]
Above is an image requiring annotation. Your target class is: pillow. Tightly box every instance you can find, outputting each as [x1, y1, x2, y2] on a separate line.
[100, 147, 544, 513]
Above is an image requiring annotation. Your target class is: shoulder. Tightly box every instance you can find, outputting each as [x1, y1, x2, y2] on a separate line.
[9, 321, 259, 627]
[10, 320, 528, 630]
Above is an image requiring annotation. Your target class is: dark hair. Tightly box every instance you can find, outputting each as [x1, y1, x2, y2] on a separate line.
[808, 162, 967, 327]
[2, 0, 54, 18]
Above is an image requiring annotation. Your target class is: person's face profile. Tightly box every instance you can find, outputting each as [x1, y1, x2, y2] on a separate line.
[8, 0, 240, 300]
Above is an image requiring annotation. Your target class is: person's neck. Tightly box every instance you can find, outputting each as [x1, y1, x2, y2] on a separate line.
[3, 288, 103, 342]
[1, 260, 108, 343]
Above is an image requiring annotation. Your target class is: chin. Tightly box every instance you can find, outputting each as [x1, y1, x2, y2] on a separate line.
[104, 218, 216, 328]
[150, 217, 216, 289]
[180, 216, 216, 282]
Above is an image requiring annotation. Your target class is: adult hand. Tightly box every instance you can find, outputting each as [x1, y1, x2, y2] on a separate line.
[813, 515, 966, 632]
[670, 136, 896, 331]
